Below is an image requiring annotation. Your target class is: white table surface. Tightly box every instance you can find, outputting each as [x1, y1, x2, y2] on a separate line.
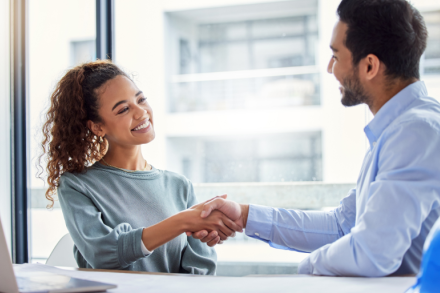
[14, 264, 416, 293]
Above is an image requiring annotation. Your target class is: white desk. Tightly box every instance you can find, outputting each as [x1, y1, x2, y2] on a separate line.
[14, 264, 416, 293]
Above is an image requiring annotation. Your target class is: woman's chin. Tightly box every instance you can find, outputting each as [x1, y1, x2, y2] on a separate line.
[138, 133, 155, 145]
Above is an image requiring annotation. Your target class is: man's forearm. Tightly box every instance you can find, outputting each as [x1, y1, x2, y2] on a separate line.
[245, 205, 343, 253]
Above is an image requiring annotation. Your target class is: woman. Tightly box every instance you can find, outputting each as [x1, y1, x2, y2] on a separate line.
[40, 60, 240, 274]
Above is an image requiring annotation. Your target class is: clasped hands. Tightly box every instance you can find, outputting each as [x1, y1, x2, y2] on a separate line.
[184, 195, 248, 247]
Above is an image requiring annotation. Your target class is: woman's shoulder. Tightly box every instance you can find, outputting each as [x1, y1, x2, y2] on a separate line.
[59, 164, 103, 189]
[161, 170, 192, 186]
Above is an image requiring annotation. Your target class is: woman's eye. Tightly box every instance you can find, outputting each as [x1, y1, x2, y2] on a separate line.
[138, 97, 147, 103]
[332, 55, 337, 60]
[118, 107, 129, 114]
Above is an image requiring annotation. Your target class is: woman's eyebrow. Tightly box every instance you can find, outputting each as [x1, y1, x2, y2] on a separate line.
[112, 100, 127, 111]
[112, 91, 143, 111]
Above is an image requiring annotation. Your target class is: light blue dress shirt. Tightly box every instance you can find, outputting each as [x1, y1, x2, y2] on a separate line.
[245, 81, 440, 277]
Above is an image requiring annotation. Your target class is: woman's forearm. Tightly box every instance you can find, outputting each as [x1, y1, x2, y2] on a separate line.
[141, 211, 190, 251]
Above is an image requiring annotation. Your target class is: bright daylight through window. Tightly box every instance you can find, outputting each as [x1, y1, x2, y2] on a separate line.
[27, 0, 440, 276]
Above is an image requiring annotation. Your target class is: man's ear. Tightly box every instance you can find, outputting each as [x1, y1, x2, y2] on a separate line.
[362, 54, 380, 81]
[87, 120, 105, 137]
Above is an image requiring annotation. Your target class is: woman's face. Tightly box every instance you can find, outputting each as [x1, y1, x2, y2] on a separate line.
[93, 75, 155, 147]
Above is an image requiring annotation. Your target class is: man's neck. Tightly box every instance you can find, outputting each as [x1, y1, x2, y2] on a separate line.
[102, 144, 147, 170]
[368, 78, 418, 115]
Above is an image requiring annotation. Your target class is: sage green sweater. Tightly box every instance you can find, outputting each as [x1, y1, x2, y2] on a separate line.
[58, 162, 216, 274]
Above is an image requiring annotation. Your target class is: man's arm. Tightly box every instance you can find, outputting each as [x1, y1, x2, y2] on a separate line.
[191, 189, 356, 252]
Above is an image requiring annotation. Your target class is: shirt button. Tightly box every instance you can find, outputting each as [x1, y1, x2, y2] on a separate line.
[373, 142, 377, 147]
[255, 233, 260, 236]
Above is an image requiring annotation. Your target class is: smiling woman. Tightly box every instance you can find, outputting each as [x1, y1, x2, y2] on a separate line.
[38, 60, 241, 273]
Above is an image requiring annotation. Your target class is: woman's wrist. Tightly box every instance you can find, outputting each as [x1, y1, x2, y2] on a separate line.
[175, 208, 198, 233]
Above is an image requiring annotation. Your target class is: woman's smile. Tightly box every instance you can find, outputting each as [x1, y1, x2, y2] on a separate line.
[131, 118, 152, 134]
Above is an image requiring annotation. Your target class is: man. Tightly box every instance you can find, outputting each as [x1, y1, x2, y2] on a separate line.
[189, 0, 440, 277]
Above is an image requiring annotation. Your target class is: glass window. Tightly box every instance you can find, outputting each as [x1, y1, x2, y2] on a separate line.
[169, 132, 322, 183]
[115, 0, 366, 276]
[167, 6, 319, 113]
[111, 0, 440, 276]
[28, 0, 96, 264]
[423, 11, 440, 74]
[70, 40, 96, 66]
[422, 10, 440, 101]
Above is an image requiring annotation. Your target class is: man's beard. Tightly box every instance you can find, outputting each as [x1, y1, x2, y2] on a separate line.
[340, 70, 370, 107]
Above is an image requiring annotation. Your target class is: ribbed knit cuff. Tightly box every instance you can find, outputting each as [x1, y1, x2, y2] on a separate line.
[117, 227, 146, 268]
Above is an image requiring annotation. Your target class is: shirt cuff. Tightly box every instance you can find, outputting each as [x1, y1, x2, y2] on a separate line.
[245, 204, 274, 241]
[140, 238, 154, 256]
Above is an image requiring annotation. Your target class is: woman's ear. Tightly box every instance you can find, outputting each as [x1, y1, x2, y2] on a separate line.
[87, 120, 105, 137]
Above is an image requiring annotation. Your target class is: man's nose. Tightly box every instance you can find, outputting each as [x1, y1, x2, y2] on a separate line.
[327, 57, 334, 74]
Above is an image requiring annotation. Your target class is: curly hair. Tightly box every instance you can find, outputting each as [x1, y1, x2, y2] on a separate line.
[39, 60, 129, 208]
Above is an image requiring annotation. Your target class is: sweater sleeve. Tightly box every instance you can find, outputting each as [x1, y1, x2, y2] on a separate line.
[179, 181, 217, 275]
[58, 173, 146, 270]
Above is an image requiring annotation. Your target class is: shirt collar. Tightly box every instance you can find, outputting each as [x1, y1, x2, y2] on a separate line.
[364, 81, 428, 149]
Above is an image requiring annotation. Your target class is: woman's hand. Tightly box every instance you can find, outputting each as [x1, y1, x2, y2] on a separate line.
[141, 199, 242, 251]
[186, 195, 246, 246]
[184, 194, 245, 246]
[181, 204, 242, 241]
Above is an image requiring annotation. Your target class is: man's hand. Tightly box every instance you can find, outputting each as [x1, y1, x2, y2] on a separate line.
[186, 195, 249, 247]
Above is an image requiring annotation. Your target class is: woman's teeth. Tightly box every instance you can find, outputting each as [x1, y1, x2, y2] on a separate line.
[133, 121, 150, 131]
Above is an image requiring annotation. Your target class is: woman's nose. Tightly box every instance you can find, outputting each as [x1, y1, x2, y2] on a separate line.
[134, 105, 147, 120]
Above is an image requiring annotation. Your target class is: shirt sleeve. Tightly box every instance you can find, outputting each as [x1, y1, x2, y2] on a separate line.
[245, 188, 355, 253]
[298, 120, 440, 276]
[179, 181, 217, 275]
[58, 174, 147, 270]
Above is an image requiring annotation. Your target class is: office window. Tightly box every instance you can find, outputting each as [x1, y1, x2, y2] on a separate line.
[166, 2, 319, 112]
[20, 0, 440, 274]
[423, 11, 440, 74]
[28, 0, 96, 264]
[168, 133, 322, 183]
[71, 40, 96, 66]
[115, 0, 369, 276]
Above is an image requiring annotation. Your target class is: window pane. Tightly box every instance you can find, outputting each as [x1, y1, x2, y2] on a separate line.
[28, 0, 96, 264]
[170, 73, 319, 112]
[423, 11, 440, 76]
[422, 10, 440, 103]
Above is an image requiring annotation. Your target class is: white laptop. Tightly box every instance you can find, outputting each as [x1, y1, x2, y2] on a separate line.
[0, 216, 117, 293]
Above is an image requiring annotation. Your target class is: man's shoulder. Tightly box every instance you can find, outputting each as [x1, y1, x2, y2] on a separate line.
[390, 96, 440, 134]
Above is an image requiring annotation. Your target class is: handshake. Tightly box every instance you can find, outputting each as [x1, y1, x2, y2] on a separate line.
[183, 195, 249, 247]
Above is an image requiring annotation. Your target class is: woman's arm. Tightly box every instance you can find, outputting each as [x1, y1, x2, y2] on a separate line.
[141, 206, 241, 251]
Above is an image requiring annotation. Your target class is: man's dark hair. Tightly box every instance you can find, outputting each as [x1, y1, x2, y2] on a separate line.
[337, 0, 427, 80]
